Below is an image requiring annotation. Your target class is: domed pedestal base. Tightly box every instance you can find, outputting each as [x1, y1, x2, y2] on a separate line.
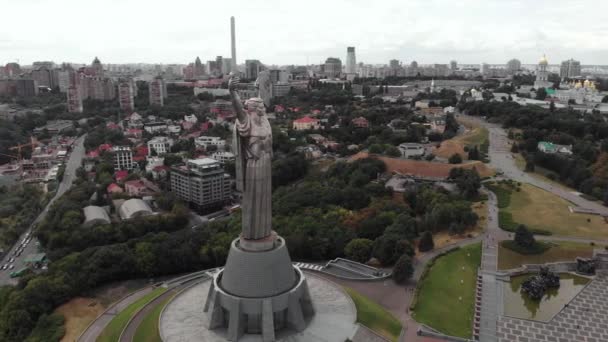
[203, 236, 314, 341]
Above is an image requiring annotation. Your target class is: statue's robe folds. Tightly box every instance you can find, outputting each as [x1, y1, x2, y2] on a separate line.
[233, 113, 273, 240]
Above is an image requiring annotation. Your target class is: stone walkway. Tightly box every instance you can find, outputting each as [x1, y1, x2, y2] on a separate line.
[497, 273, 608, 342]
[476, 189, 506, 342]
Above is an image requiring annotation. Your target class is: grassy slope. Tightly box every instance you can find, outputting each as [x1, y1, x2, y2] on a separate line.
[133, 293, 174, 342]
[345, 287, 402, 342]
[97, 287, 166, 342]
[507, 184, 608, 239]
[412, 243, 482, 338]
[498, 241, 599, 270]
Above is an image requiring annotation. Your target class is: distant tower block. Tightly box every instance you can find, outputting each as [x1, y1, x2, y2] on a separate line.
[345, 47, 356, 75]
[231, 16, 237, 74]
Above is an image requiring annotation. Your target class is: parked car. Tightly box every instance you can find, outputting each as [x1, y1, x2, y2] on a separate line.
[8, 257, 14, 263]
[9, 264, 14, 270]
[1, 264, 7, 270]
[16, 250, 22, 257]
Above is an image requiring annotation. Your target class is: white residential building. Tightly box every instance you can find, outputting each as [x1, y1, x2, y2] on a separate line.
[147, 136, 174, 156]
[184, 114, 198, 123]
[211, 151, 235, 163]
[398, 143, 425, 158]
[145, 156, 165, 172]
[195, 136, 226, 149]
[111, 146, 135, 170]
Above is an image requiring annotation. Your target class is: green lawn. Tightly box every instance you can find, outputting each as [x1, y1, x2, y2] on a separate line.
[97, 287, 166, 342]
[498, 241, 599, 270]
[490, 183, 608, 239]
[345, 287, 402, 341]
[412, 243, 481, 338]
[133, 292, 175, 342]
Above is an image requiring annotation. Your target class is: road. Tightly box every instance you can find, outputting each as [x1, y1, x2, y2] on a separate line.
[0, 135, 86, 285]
[462, 114, 608, 216]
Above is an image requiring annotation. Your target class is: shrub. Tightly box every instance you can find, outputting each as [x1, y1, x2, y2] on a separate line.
[344, 238, 374, 264]
[393, 254, 414, 284]
[448, 153, 463, 164]
[418, 231, 434, 252]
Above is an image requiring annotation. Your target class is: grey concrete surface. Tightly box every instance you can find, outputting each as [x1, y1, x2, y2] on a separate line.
[497, 274, 608, 342]
[0, 134, 85, 285]
[160, 272, 357, 342]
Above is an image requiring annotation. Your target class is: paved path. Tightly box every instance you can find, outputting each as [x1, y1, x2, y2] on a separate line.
[476, 188, 508, 342]
[0, 135, 86, 285]
[462, 114, 608, 216]
[78, 286, 154, 342]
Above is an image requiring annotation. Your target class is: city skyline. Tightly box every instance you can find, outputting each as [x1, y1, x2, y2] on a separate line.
[2, 0, 608, 66]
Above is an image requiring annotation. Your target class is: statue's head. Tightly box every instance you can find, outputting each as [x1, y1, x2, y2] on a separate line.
[245, 97, 266, 116]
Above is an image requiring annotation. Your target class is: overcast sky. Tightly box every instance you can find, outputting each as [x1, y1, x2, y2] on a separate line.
[2, 0, 608, 66]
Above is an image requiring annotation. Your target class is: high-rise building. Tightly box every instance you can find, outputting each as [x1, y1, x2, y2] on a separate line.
[345, 47, 356, 74]
[323, 57, 342, 78]
[30, 67, 54, 88]
[560, 59, 581, 79]
[91, 57, 103, 77]
[149, 77, 165, 107]
[245, 59, 262, 80]
[450, 60, 458, 71]
[67, 85, 83, 113]
[118, 79, 135, 113]
[534, 54, 552, 89]
[207, 60, 219, 77]
[230, 16, 237, 74]
[216, 56, 223, 74]
[506, 59, 521, 74]
[170, 158, 232, 211]
[111, 146, 135, 170]
[480, 63, 490, 76]
[222, 58, 233, 75]
[4, 63, 21, 77]
[0, 79, 38, 97]
[194, 57, 205, 77]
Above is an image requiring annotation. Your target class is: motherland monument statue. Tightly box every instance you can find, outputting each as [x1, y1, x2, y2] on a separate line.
[202, 74, 314, 342]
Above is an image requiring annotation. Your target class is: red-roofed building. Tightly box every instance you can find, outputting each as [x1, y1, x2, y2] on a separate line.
[126, 129, 142, 138]
[106, 122, 121, 130]
[293, 116, 320, 131]
[133, 146, 148, 162]
[311, 109, 321, 115]
[182, 121, 195, 131]
[124, 179, 148, 197]
[115, 170, 128, 183]
[152, 165, 170, 180]
[200, 121, 212, 132]
[87, 150, 100, 158]
[98, 144, 113, 153]
[274, 105, 285, 113]
[107, 183, 123, 194]
[352, 116, 370, 128]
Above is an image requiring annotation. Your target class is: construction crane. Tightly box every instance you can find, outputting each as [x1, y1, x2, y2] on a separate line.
[9, 136, 38, 161]
[2, 136, 40, 179]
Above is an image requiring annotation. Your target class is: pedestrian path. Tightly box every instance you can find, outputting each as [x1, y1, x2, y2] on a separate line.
[293, 262, 324, 271]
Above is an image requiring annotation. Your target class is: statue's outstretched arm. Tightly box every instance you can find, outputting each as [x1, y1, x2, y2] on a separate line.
[228, 75, 247, 123]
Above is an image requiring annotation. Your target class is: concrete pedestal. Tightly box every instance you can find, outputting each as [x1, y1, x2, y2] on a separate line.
[203, 236, 315, 341]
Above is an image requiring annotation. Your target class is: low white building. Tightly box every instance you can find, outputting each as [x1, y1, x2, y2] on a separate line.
[118, 198, 153, 220]
[147, 136, 174, 156]
[195, 136, 226, 150]
[145, 156, 165, 172]
[184, 114, 198, 123]
[144, 122, 168, 134]
[398, 143, 425, 158]
[211, 151, 235, 163]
